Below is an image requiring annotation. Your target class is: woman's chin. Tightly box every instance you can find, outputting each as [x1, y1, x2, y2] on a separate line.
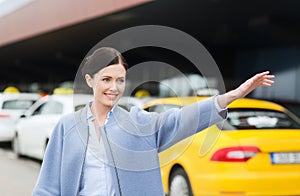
[101, 96, 121, 107]
[104, 100, 117, 107]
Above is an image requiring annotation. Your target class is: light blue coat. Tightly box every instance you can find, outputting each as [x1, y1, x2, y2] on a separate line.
[32, 97, 226, 196]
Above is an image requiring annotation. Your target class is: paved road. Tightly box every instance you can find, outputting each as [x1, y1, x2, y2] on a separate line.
[0, 143, 40, 196]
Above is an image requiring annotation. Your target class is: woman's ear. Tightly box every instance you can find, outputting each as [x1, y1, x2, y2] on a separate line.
[85, 74, 93, 88]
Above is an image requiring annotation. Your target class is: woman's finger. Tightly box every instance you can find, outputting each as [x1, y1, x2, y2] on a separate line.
[262, 82, 273, 86]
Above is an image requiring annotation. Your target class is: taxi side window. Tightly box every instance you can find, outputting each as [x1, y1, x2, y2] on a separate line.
[118, 103, 135, 112]
[75, 104, 85, 111]
[32, 104, 44, 116]
[150, 105, 165, 113]
[144, 106, 158, 113]
[145, 104, 180, 113]
[40, 101, 63, 115]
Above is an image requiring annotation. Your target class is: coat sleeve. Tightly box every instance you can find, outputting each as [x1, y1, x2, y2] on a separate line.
[153, 96, 227, 152]
[32, 118, 65, 196]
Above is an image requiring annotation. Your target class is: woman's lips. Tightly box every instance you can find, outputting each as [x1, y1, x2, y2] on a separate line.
[104, 93, 118, 100]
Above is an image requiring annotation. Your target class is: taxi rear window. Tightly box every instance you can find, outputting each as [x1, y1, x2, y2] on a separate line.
[222, 108, 300, 130]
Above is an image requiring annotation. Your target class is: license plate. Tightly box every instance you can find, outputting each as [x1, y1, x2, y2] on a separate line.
[270, 152, 300, 164]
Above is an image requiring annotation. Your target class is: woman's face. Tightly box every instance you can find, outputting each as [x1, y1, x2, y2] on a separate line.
[87, 63, 126, 108]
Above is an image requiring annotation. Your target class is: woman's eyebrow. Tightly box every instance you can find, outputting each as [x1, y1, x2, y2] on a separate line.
[100, 75, 112, 78]
[101, 75, 125, 79]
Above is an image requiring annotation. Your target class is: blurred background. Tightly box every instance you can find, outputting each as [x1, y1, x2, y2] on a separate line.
[1, 0, 300, 195]
[1, 0, 300, 108]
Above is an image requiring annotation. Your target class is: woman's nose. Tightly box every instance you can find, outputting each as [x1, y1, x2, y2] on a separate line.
[109, 81, 118, 91]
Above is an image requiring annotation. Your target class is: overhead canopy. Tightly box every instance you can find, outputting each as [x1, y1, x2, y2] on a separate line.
[1, 0, 300, 91]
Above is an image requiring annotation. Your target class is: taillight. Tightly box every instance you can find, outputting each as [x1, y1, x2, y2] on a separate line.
[211, 146, 260, 162]
[0, 113, 10, 118]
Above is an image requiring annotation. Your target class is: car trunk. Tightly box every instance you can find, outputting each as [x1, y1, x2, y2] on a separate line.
[225, 129, 300, 171]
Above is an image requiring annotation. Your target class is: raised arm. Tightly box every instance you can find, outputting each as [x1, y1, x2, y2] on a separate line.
[217, 71, 275, 109]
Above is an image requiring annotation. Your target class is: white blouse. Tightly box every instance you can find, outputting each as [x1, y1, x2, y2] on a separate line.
[78, 106, 115, 196]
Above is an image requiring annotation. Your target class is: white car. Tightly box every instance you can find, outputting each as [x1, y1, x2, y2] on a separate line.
[13, 94, 93, 160]
[0, 93, 40, 142]
[117, 96, 155, 111]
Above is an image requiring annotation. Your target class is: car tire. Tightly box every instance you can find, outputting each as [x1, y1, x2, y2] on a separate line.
[169, 168, 193, 196]
[12, 136, 21, 157]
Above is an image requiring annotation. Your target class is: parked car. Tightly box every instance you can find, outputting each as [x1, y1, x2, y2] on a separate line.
[0, 92, 40, 142]
[274, 100, 300, 118]
[13, 93, 93, 160]
[117, 96, 155, 111]
[143, 97, 300, 196]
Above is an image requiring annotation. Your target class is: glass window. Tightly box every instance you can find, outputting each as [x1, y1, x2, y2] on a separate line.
[75, 104, 85, 111]
[145, 104, 180, 113]
[40, 101, 63, 115]
[222, 108, 300, 130]
[32, 104, 45, 116]
[2, 99, 35, 110]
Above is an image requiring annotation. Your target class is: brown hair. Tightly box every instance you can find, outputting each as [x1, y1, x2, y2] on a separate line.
[81, 47, 128, 77]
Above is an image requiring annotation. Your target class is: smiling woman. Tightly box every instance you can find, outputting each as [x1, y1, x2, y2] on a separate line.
[32, 47, 274, 196]
[81, 47, 128, 125]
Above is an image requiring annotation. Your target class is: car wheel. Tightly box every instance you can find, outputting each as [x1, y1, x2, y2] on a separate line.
[12, 136, 21, 157]
[169, 168, 193, 196]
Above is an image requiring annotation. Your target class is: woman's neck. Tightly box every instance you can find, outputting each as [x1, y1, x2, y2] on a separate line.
[91, 102, 113, 125]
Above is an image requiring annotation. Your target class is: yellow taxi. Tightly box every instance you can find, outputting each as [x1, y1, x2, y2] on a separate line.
[143, 97, 300, 196]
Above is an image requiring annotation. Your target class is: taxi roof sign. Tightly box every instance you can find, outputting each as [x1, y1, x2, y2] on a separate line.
[53, 87, 73, 95]
[3, 86, 19, 94]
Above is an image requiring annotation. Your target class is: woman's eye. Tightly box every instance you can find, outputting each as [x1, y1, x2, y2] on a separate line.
[118, 78, 125, 83]
[103, 78, 110, 82]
